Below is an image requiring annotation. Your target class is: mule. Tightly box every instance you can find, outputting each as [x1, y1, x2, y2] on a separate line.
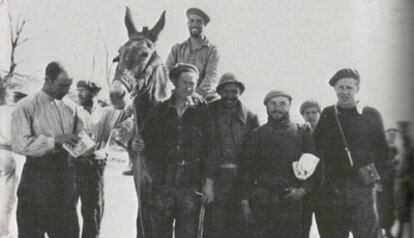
[109, 7, 172, 238]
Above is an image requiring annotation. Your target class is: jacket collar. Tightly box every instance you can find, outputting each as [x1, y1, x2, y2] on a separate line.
[160, 94, 196, 117]
[216, 100, 248, 124]
[335, 100, 365, 115]
[267, 114, 291, 129]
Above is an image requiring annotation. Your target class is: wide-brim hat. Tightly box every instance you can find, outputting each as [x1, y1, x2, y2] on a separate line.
[186, 8, 210, 25]
[169, 63, 200, 84]
[329, 68, 360, 87]
[216, 73, 245, 94]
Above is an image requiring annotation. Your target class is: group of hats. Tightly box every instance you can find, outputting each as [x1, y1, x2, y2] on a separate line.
[172, 8, 362, 105]
[170, 64, 360, 105]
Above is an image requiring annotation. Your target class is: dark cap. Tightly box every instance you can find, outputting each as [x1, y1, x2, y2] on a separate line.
[169, 63, 199, 84]
[76, 80, 101, 93]
[263, 90, 292, 105]
[186, 8, 210, 25]
[216, 73, 245, 94]
[329, 68, 360, 87]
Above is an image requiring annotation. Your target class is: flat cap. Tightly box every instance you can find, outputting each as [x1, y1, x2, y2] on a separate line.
[76, 80, 101, 93]
[263, 90, 292, 105]
[186, 8, 210, 25]
[169, 63, 199, 84]
[216, 73, 245, 94]
[299, 100, 321, 115]
[329, 68, 360, 87]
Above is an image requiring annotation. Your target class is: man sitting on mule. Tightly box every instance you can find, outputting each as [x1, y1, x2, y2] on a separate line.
[166, 8, 219, 101]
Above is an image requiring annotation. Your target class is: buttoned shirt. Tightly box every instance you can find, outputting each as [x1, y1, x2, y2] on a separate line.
[166, 36, 219, 99]
[11, 91, 83, 157]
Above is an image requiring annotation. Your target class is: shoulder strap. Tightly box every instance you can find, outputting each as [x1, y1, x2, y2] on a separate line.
[334, 105, 354, 167]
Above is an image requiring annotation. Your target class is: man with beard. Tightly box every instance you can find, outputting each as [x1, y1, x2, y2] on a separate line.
[11, 62, 81, 237]
[204, 73, 259, 238]
[239, 90, 320, 238]
[299, 100, 323, 238]
[141, 63, 214, 238]
[313, 68, 388, 238]
[166, 8, 219, 101]
[75, 80, 129, 238]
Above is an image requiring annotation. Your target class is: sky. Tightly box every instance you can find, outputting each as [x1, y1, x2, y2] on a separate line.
[0, 0, 413, 128]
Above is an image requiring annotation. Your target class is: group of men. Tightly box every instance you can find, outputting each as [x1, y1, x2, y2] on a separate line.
[0, 6, 400, 238]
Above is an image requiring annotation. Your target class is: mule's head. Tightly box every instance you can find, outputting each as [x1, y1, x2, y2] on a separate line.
[110, 7, 165, 108]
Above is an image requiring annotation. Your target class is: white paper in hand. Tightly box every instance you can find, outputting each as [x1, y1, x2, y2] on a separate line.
[63, 131, 96, 158]
[292, 153, 320, 181]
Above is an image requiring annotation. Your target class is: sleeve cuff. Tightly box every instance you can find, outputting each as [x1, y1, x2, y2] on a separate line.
[45, 136, 56, 152]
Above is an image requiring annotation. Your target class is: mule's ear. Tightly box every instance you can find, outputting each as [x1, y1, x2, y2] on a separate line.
[125, 7, 138, 38]
[149, 11, 166, 42]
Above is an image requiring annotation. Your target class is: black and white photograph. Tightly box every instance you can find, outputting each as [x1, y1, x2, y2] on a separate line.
[0, 0, 413, 237]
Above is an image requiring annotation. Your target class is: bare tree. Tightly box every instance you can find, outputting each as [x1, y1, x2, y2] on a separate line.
[0, 10, 29, 104]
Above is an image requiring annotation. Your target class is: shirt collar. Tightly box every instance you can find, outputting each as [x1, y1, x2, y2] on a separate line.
[184, 35, 211, 49]
[39, 90, 55, 102]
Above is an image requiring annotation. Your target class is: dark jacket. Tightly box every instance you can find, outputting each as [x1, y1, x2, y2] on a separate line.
[239, 116, 320, 200]
[142, 95, 211, 188]
[313, 105, 388, 182]
[207, 100, 259, 174]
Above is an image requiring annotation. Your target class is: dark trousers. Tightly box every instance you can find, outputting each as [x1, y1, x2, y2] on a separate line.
[150, 186, 201, 238]
[378, 166, 395, 233]
[250, 186, 302, 238]
[317, 177, 380, 238]
[205, 167, 243, 238]
[300, 194, 315, 238]
[17, 152, 79, 238]
[74, 157, 105, 238]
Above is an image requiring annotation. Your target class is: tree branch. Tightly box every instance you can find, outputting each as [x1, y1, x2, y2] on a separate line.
[5, 13, 29, 83]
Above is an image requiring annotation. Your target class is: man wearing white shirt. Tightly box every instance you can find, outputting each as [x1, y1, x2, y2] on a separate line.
[75, 80, 128, 238]
[12, 62, 82, 238]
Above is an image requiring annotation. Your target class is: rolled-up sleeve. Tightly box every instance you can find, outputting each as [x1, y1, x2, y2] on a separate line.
[11, 106, 55, 157]
[196, 46, 219, 98]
